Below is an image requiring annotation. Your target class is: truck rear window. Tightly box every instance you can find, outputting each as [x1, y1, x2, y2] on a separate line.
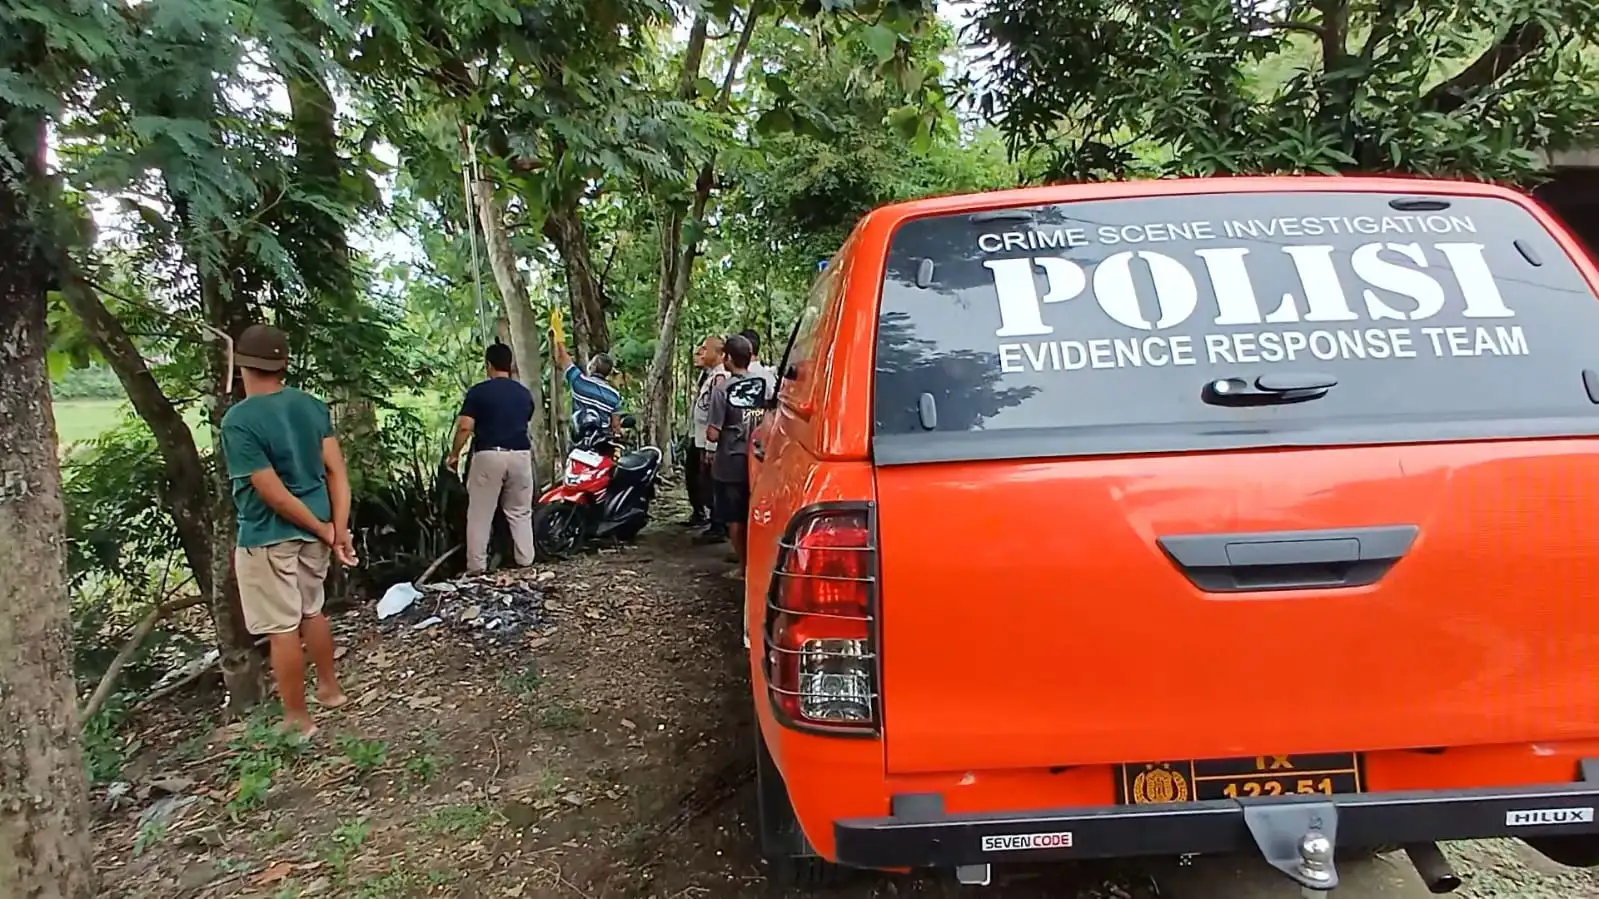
[871, 191, 1599, 464]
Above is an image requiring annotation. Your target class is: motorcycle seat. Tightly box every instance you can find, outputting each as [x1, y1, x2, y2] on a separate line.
[615, 451, 654, 472]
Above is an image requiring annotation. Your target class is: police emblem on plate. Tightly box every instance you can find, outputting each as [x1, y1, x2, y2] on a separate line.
[1131, 762, 1190, 804]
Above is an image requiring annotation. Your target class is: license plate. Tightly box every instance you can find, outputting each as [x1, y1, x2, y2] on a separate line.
[1115, 753, 1363, 804]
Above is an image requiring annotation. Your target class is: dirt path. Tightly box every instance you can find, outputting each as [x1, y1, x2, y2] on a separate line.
[90, 508, 1599, 898]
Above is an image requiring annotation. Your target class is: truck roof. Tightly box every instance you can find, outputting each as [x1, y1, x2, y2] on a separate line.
[858, 174, 1535, 233]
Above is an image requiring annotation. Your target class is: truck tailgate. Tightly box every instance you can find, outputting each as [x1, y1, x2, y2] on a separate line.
[876, 441, 1599, 775]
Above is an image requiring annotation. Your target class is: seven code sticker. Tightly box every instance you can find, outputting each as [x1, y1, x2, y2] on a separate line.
[980, 831, 1075, 852]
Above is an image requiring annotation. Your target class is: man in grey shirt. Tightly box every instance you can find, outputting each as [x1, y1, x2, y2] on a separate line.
[706, 334, 756, 576]
[739, 328, 778, 396]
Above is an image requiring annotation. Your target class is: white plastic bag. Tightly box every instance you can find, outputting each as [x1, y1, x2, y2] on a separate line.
[377, 582, 422, 620]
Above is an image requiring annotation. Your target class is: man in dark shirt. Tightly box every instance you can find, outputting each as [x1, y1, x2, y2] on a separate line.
[448, 343, 537, 572]
[707, 334, 756, 577]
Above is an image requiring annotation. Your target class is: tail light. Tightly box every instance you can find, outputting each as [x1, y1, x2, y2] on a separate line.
[764, 505, 877, 733]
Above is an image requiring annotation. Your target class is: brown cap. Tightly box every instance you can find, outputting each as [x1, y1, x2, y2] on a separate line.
[235, 324, 289, 372]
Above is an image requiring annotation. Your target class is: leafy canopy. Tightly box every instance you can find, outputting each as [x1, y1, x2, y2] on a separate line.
[969, 0, 1599, 183]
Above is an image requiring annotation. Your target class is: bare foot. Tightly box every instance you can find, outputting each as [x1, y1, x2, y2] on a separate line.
[313, 687, 348, 709]
[276, 717, 318, 741]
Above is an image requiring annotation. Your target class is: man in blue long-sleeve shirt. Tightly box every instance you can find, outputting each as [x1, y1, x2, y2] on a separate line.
[551, 311, 623, 436]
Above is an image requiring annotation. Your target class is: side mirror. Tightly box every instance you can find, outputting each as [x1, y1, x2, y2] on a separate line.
[619, 414, 638, 429]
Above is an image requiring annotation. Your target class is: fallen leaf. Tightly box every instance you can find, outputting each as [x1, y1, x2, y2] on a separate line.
[620, 718, 636, 730]
[504, 885, 526, 898]
[146, 776, 194, 796]
[253, 861, 293, 886]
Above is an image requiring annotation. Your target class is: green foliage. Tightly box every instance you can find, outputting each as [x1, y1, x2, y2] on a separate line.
[403, 751, 444, 785]
[322, 818, 371, 875]
[501, 663, 542, 697]
[81, 695, 134, 784]
[346, 409, 469, 589]
[970, 0, 1599, 183]
[52, 363, 121, 400]
[132, 817, 168, 857]
[418, 803, 495, 838]
[335, 735, 389, 775]
[63, 424, 207, 691]
[224, 707, 312, 814]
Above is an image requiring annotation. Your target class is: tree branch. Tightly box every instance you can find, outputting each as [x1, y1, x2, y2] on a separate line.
[61, 275, 217, 602]
[1422, 21, 1548, 113]
[79, 587, 203, 725]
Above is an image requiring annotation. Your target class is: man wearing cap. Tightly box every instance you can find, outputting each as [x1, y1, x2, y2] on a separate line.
[446, 342, 537, 573]
[221, 324, 355, 738]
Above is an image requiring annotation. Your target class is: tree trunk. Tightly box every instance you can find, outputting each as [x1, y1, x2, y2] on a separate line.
[60, 278, 218, 602]
[472, 178, 555, 468]
[280, 3, 377, 450]
[200, 270, 266, 714]
[542, 204, 610, 358]
[641, 8, 761, 450]
[0, 121, 97, 899]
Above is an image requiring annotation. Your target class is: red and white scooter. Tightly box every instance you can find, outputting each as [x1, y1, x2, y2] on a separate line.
[533, 414, 662, 556]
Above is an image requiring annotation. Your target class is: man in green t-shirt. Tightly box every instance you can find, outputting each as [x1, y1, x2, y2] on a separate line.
[220, 324, 357, 738]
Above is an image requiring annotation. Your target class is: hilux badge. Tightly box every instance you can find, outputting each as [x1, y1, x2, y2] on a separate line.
[1505, 807, 1595, 827]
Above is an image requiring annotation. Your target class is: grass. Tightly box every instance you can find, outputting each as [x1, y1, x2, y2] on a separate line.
[54, 399, 129, 448]
[418, 803, 496, 839]
[52, 399, 211, 453]
[223, 706, 312, 816]
[501, 664, 543, 698]
[51, 389, 450, 455]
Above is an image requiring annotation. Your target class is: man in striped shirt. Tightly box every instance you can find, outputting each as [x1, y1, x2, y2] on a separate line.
[551, 316, 624, 436]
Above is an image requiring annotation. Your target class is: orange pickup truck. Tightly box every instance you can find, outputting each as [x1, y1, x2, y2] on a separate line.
[742, 176, 1599, 892]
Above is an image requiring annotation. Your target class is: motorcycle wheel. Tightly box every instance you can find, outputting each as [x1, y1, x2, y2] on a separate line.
[534, 501, 586, 557]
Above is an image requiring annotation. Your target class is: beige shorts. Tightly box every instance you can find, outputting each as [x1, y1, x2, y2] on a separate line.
[236, 539, 331, 635]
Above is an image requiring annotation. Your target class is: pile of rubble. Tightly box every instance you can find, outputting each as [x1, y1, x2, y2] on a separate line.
[376, 569, 556, 644]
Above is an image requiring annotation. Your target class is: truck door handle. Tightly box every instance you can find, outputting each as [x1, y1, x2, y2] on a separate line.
[1157, 525, 1419, 593]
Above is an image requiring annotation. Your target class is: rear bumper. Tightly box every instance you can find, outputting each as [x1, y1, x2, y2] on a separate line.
[836, 762, 1599, 880]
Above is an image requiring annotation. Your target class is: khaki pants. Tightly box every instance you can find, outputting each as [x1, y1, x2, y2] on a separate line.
[236, 539, 332, 635]
[467, 449, 536, 572]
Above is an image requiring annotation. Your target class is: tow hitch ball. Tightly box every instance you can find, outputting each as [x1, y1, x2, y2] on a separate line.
[1296, 830, 1336, 895]
[1246, 803, 1460, 895]
[1293, 833, 1461, 896]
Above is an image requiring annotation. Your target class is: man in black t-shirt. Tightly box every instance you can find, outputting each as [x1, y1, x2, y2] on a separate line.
[448, 343, 536, 572]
